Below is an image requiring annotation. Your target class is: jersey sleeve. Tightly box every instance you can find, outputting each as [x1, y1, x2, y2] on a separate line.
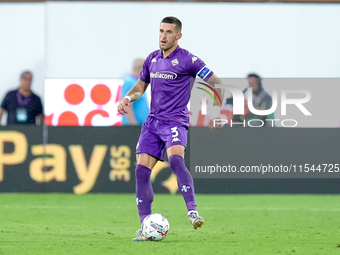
[139, 54, 152, 83]
[186, 53, 214, 82]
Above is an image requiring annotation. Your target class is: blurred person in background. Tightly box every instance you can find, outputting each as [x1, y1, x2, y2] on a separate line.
[121, 59, 149, 125]
[243, 73, 274, 127]
[0, 71, 43, 125]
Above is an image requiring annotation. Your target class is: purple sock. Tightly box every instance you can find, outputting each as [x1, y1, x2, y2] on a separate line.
[135, 164, 154, 223]
[169, 155, 197, 212]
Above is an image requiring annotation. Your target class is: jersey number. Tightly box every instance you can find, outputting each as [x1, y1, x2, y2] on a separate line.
[171, 127, 181, 142]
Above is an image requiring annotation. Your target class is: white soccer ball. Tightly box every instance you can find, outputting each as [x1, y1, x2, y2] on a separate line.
[141, 213, 170, 241]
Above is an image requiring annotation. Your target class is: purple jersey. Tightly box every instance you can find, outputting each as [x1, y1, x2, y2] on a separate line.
[139, 46, 214, 127]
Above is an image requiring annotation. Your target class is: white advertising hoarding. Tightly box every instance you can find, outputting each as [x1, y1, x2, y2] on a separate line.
[44, 79, 124, 126]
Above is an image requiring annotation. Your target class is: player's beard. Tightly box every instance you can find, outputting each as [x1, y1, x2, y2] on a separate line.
[159, 39, 176, 52]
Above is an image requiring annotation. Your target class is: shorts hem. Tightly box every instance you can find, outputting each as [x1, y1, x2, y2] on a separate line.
[136, 151, 165, 162]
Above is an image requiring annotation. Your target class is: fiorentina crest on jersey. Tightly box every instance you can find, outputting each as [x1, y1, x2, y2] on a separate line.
[171, 58, 179, 66]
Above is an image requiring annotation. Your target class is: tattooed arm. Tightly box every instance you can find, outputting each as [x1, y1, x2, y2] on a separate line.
[117, 79, 149, 116]
[206, 74, 224, 107]
[205, 74, 225, 131]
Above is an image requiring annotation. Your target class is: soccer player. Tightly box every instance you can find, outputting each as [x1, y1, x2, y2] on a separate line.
[117, 16, 224, 241]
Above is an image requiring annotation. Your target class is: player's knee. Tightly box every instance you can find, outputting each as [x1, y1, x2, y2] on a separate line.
[136, 153, 157, 169]
[168, 154, 185, 171]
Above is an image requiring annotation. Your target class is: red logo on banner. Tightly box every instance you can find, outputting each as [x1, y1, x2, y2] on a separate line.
[45, 79, 123, 126]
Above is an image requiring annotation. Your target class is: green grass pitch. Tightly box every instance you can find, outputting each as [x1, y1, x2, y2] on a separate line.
[0, 194, 340, 255]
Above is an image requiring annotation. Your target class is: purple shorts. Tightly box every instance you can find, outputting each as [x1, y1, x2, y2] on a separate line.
[136, 116, 188, 161]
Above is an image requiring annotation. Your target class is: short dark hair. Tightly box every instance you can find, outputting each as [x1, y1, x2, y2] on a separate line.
[161, 16, 182, 32]
[20, 71, 33, 79]
[247, 73, 262, 87]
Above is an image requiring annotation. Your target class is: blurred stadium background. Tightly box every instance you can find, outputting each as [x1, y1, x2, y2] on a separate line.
[1, 0, 340, 193]
[1, 0, 340, 254]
